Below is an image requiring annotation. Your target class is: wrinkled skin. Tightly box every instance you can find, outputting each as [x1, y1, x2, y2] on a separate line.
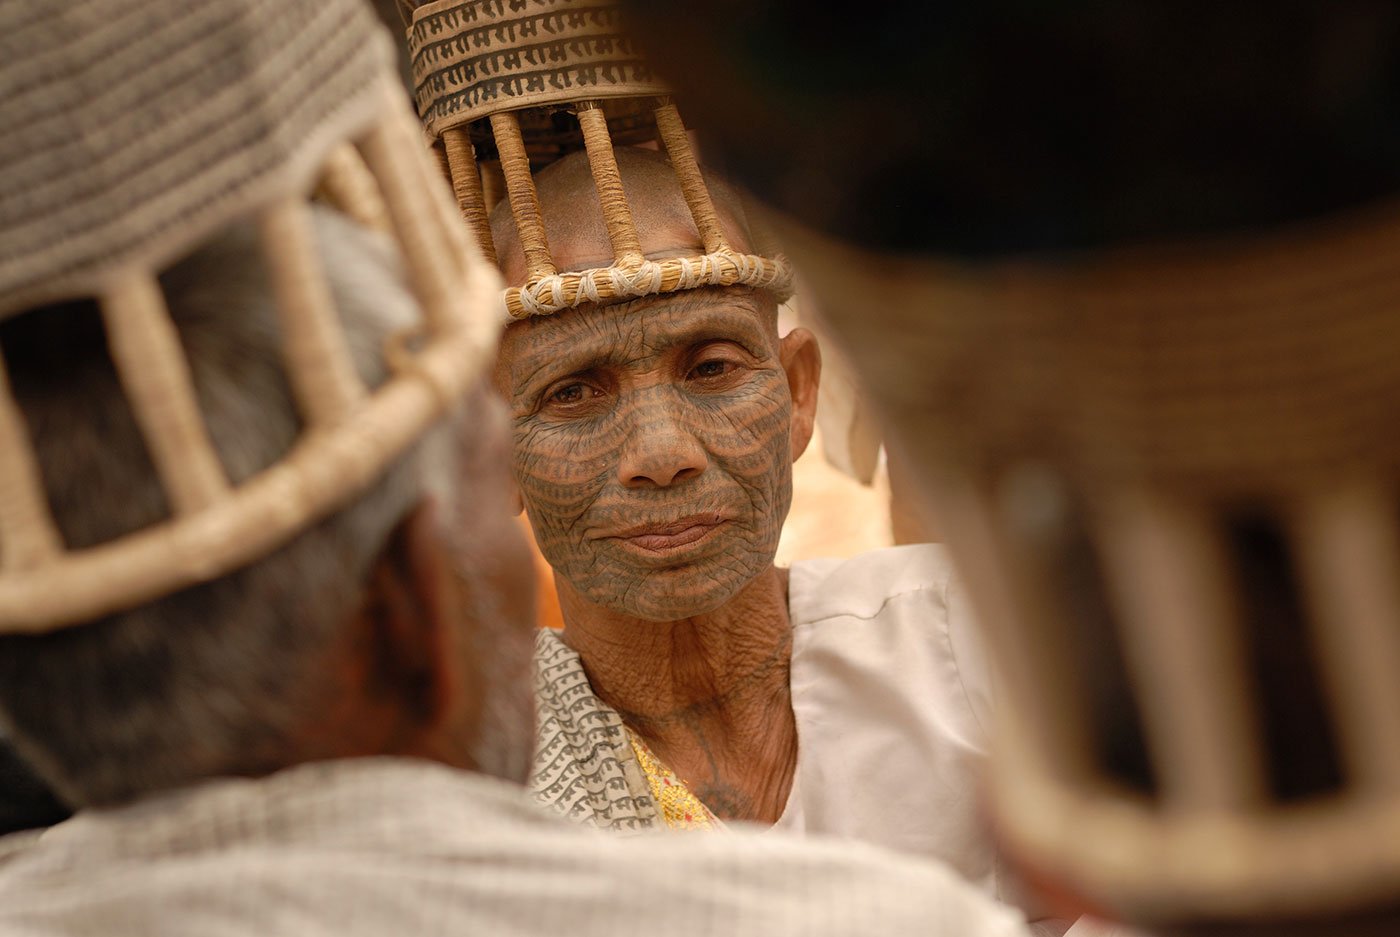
[499, 287, 797, 622]
[490, 148, 818, 822]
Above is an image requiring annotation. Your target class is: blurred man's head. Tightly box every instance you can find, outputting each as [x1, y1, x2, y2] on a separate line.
[491, 149, 819, 621]
[0, 210, 536, 808]
[0, 0, 527, 814]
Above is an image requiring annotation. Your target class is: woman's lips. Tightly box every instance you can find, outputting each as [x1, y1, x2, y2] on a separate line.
[609, 514, 726, 553]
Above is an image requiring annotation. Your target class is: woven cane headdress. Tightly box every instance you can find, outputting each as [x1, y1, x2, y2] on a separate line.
[774, 205, 1400, 929]
[0, 0, 501, 635]
[401, 0, 793, 320]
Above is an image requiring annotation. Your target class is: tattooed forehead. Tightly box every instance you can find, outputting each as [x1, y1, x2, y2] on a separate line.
[501, 288, 776, 399]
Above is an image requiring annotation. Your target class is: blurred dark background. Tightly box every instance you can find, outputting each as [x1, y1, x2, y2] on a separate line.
[620, 1, 1400, 256]
[0, 736, 68, 836]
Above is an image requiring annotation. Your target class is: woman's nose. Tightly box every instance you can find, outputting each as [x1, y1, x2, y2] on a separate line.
[616, 395, 709, 488]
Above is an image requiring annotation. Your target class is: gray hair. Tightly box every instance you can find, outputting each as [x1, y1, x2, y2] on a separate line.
[0, 207, 455, 807]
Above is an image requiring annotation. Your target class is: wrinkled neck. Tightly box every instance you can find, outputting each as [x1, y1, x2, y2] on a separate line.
[558, 566, 792, 721]
[557, 566, 798, 823]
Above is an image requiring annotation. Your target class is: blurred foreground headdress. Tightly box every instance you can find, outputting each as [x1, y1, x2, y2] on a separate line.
[400, 0, 793, 320]
[0, 0, 501, 635]
[779, 212, 1400, 931]
[614, 3, 1400, 932]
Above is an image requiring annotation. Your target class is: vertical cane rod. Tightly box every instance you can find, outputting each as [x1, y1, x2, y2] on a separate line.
[101, 271, 231, 515]
[1099, 490, 1267, 811]
[443, 127, 498, 266]
[260, 197, 367, 428]
[360, 109, 462, 334]
[576, 102, 646, 268]
[0, 350, 61, 569]
[654, 98, 728, 255]
[490, 111, 556, 283]
[1294, 482, 1400, 794]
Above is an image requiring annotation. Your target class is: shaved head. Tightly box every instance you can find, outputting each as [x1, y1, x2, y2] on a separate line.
[490, 146, 757, 286]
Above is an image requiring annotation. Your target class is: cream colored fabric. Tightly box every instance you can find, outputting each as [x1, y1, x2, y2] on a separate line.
[0, 757, 1034, 937]
[774, 546, 995, 877]
[531, 628, 657, 831]
[531, 546, 1009, 889]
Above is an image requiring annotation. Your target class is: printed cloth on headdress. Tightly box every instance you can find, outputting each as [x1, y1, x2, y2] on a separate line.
[406, 0, 668, 140]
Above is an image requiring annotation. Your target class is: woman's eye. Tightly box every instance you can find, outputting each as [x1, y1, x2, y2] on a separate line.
[691, 360, 734, 379]
[551, 383, 587, 404]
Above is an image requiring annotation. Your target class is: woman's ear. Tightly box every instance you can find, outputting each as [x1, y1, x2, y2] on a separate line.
[779, 327, 822, 462]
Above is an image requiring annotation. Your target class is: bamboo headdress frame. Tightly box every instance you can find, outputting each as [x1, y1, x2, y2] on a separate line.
[406, 0, 794, 321]
[0, 83, 502, 636]
[771, 206, 1400, 926]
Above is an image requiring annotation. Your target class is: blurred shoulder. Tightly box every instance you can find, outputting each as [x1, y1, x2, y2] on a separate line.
[580, 826, 1033, 936]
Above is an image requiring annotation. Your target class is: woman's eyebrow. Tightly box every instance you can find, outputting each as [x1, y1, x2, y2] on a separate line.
[652, 306, 771, 354]
[511, 301, 771, 397]
[513, 346, 618, 398]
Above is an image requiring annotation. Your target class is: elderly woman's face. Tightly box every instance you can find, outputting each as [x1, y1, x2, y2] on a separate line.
[497, 288, 799, 621]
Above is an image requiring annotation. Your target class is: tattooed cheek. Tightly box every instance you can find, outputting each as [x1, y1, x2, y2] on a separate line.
[513, 417, 621, 559]
[512, 373, 796, 620]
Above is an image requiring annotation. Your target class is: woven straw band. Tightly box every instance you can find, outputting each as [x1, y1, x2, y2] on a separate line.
[508, 249, 793, 318]
[0, 0, 394, 319]
[409, 0, 667, 139]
